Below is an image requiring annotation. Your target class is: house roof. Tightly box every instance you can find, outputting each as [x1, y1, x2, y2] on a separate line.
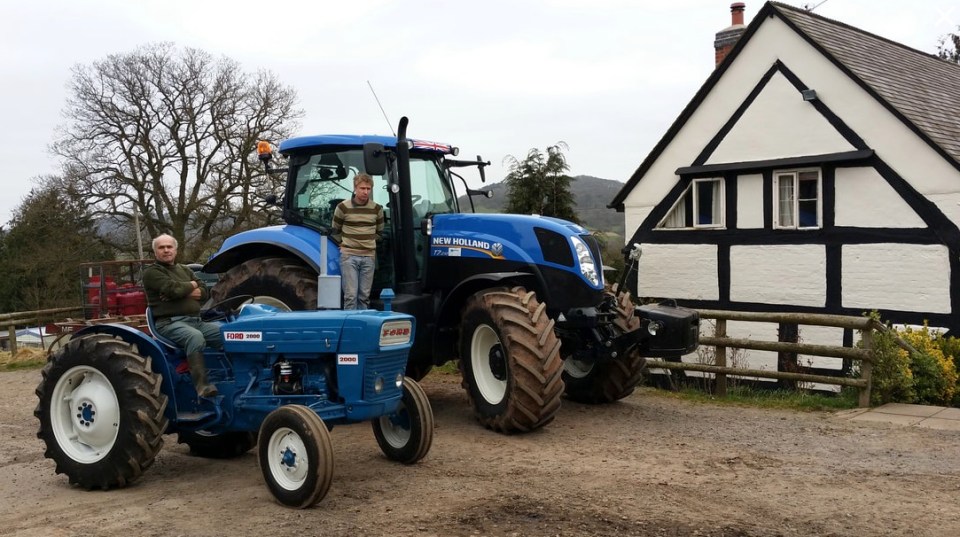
[609, 1, 960, 210]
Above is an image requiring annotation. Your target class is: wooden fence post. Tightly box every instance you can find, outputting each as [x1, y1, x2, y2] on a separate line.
[715, 319, 727, 397]
[7, 325, 16, 357]
[858, 328, 874, 408]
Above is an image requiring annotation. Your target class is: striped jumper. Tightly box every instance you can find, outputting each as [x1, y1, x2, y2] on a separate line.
[331, 197, 385, 257]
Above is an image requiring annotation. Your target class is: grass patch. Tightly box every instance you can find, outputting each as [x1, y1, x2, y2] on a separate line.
[646, 385, 860, 411]
[433, 360, 460, 375]
[0, 358, 46, 372]
[0, 348, 48, 372]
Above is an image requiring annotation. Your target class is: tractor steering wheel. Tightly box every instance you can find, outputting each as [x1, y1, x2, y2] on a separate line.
[201, 295, 255, 321]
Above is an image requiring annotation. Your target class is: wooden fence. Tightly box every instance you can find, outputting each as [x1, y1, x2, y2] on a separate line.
[649, 310, 879, 407]
[0, 307, 84, 355]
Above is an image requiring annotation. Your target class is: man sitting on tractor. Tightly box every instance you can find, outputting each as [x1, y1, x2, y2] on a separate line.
[143, 234, 222, 397]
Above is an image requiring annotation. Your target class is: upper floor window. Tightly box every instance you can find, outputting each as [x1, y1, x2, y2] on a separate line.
[658, 178, 724, 229]
[774, 169, 820, 229]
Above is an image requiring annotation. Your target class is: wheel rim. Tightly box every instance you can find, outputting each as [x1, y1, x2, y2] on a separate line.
[471, 324, 507, 404]
[50, 365, 121, 463]
[378, 402, 412, 448]
[267, 427, 309, 491]
[254, 296, 292, 311]
[563, 357, 595, 379]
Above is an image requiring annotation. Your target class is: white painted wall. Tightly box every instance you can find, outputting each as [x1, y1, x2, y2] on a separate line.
[729, 245, 826, 306]
[736, 173, 764, 229]
[842, 243, 951, 313]
[834, 167, 926, 228]
[724, 319, 779, 375]
[798, 325, 845, 370]
[707, 72, 855, 164]
[638, 244, 718, 300]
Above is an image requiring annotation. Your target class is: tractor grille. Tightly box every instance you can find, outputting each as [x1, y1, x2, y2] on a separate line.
[535, 227, 574, 267]
[363, 350, 408, 400]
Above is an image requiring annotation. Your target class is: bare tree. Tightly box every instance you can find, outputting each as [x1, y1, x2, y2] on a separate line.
[937, 28, 959, 63]
[51, 43, 302, 261]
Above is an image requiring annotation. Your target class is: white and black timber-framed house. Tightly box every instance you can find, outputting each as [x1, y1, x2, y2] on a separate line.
[609, 2, 960, 375]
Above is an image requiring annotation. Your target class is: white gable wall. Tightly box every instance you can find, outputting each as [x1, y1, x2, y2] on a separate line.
[706, 72, 855, 163]
[623, 14, 960, 229]
[834, 167, 926, 227]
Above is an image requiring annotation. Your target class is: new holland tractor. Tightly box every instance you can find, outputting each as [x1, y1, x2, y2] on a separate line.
[205, 116, 699, 434]
[34, 291, 433, 508]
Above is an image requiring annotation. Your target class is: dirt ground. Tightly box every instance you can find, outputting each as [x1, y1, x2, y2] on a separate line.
[1, 367, 958, 537]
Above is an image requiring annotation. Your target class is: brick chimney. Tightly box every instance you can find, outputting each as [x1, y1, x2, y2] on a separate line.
[714, 3, 747, 67]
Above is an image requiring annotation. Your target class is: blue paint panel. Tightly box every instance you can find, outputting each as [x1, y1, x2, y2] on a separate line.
[429, 213, 600, 289]
[206, 225, 340, 275]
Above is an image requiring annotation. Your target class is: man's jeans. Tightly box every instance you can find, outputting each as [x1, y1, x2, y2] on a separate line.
[155, 316, 223, 354]
[341, 253, 375, 310]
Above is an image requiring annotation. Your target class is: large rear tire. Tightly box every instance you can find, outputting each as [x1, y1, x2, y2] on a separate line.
[34, 333, 169, 490]
[563, 287, 647, 404]
[211, 257, 317, 311]
[458, 287, 564, 433]
[177, 431, 258, 459]
[258, 405, 334, 508]
[372, 377, 434, 464]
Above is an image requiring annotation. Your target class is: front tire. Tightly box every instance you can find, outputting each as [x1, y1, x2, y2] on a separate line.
[211, 257, 317, 311]
[34, 333, 169, 490]
[258, 405, 334, 508]
[372, 377, 434, 464]
[458, 287, 564, 433]
[563, 287, 647, 403]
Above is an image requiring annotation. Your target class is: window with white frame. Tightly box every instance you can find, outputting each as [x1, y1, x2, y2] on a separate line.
[774, 169, 820, 229]
[658, 178, 724, 229]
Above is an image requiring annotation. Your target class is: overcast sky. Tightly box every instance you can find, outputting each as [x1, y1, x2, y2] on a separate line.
[1, 0, 957, 227]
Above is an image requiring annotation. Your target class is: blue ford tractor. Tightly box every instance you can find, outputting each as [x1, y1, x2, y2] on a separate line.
[34, 292, 433, 508]
[205, 116, 699, 434]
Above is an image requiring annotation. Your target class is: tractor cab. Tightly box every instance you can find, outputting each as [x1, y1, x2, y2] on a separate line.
[277, 135, 461, 290]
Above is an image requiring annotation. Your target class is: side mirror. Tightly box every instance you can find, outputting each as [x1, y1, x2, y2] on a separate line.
[467, 188, 492, 199]
[363, 143, 387, 176]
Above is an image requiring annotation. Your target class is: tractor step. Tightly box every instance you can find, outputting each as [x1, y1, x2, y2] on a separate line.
[177, 411, 218, 422]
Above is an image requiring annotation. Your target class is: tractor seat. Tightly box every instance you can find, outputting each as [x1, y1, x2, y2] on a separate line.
[145, 307, 181, 353]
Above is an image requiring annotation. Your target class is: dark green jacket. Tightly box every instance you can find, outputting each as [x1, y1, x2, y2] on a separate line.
[143, 262, 209, 319]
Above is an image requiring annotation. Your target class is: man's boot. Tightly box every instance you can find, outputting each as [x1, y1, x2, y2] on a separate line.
[186, 352, 218, 397]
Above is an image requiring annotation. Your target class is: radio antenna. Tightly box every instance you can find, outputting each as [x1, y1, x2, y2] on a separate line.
[367, 80, 396, 136]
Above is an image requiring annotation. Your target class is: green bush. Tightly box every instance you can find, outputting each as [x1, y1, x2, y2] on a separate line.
[859, 315, 914, 406]
[858, 313, 959, 407]
[900, 324, 958, 406]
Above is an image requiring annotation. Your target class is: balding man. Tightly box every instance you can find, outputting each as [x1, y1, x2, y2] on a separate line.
[143, 234, 221, 397]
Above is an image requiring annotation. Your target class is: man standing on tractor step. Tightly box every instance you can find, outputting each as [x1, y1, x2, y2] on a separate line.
[143, 234, 222, 397]
[332, 173, 384, 309]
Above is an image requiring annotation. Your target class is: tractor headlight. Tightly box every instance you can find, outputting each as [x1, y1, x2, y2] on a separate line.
[374, 376, 384, 394]
[395, 373, 404, 388]
[571, 236, 600, 287]
[380, 320, 413, 346]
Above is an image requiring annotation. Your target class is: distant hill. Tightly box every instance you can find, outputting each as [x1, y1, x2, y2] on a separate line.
[456, 175, 625, 236]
